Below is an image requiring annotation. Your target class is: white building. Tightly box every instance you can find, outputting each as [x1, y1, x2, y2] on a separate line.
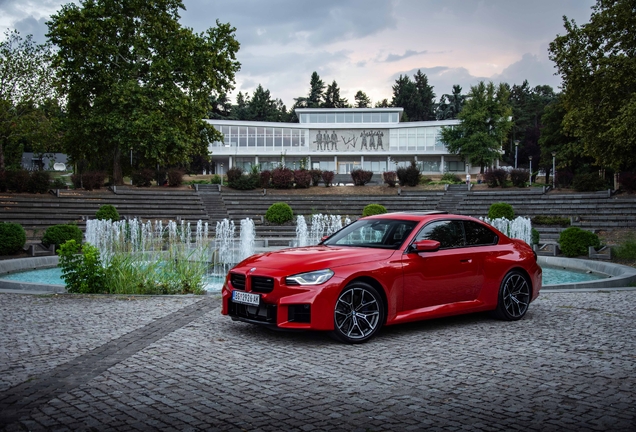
[207, 107, 473, 177]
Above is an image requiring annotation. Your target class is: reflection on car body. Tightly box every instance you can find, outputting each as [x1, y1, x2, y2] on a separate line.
[222, 211, 542, 343]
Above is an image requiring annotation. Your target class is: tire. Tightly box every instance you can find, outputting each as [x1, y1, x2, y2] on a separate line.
[492, 270, 531, 321]
[331, 282, 385, 344]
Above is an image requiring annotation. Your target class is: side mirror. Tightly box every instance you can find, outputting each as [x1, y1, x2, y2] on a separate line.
[411, 239, 441, 253]
[321, 235, 330, 242]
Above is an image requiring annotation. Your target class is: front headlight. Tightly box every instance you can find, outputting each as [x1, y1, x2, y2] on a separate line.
[286, 269, 334, 286]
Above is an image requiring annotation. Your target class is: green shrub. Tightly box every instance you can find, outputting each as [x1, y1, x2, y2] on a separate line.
[532, 215, 570, 226]
[58, 240, 107, 293]
[209, 174, 222, 185]
[396, 160, 421, 186]
[95, 204, 120, 221]
[28, 170, 51, 194]
[612, 234, 636, 260]
[229, 174, 258, 190]
[309, 169, 323, 186]
[131, 168, 155, 187]
[420, 176, 432, 185]
[260, 170, 272, 188]
[0, 222, 26, 255]
[531, 228, 540, 245]
[362, 204, 387, 217]
[440, 172, 462, 184]
[51, 177, 67, 189]
[558, 227, 600, 257]
[42, 224, 83, 249]
[81, 171, 107, 190]
[572, 172, 608, 192]
[488, 202, 515, 220]
[265, 202, 293, 224]
[226, 166, 243, 184]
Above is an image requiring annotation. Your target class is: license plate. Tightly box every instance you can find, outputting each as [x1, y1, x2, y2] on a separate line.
[232, 290, 260, 306]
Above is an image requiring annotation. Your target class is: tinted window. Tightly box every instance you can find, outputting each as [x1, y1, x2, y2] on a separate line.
[463, 221, 498, 246]
[415, 220, 464, 248]
[324, 219, 418, 249]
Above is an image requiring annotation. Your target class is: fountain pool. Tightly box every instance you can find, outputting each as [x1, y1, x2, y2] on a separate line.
[0, 258, 623, 294]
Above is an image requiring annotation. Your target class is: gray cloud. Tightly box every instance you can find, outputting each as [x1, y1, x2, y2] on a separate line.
[383, 49, 427, 63]
[13, 16, 48, 44]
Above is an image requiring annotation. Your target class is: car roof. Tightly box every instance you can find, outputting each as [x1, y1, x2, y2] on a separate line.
[363, 211, 476, 222]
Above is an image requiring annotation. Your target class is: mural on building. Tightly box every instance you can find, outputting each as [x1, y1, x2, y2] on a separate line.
[310, 130, 388, 152]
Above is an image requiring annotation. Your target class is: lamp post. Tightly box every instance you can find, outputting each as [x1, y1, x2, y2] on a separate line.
[528, 156, 533, 186]
[514, 140, 520, 169]
[130, 148, 133, 185]
[551, 152, 556, 189]
[220, 163, 224, 187]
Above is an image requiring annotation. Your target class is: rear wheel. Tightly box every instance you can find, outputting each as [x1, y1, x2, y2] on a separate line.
[492, 270, 531, 320]
[331, 282, 385, 343]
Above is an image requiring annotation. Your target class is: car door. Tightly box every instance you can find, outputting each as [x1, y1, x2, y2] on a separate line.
[401, 220, 482, 311]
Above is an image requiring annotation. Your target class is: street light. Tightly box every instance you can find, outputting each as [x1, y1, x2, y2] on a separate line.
[514, 140, 520, 169]
[220, 163, 224, 187]
[528, 156, 533, 186]
[551, 151, 557, 189]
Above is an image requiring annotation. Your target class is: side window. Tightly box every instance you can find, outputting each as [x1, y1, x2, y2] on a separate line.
[415, 220, 464, 249]
[463, 221, 499, 246]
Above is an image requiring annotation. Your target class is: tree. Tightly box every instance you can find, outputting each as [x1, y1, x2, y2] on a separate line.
[436, 85, 465, 120]
[391, 70, 435, 121]
[323, 80, 348, 108]
[207, 91, 232, 119]
[374, 98, 390, 108]
[507, 80, 556, 169]
[440, 81, 513, 173]
[307, 71, 325, 108]
[354, 90, 371, 108]
[413, 70, 436, 121]
[47, 0, 240, 184]
[0, 30, 56, 171]
[549, 0, 636, 171]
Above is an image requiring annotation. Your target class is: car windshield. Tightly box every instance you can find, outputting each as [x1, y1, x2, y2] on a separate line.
[322, 218, 418, 249]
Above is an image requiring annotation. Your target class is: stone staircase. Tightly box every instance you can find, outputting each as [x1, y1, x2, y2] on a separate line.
[436, 184, 469, 212]
[194, 184, 230, 225]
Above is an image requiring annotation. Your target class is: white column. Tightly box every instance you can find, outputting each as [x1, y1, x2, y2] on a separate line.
[440, 156, 445, 173]
[307, 156, 312, 170]
[334, 155, 338, 173]
[229, 156, 233, 169]
[361, 155, 364, 170]
[255, 156, 259, 167]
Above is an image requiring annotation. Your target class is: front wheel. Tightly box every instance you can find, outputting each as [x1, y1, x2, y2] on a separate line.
[331, 282, 385, 344]
[492, 270, 531, 321]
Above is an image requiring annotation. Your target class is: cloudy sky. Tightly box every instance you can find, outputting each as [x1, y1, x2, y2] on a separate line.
[1, 0, 596, 107]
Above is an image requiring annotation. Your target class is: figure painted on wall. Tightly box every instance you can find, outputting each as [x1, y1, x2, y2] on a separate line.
[330, 131, 338, 151]
[360, 130, 368, 150]
[368, 131, 376, 150]
[376, 131, 385, 150]
[315, 130, 323, 151]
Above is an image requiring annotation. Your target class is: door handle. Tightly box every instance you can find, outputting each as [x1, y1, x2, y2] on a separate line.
[460, 259, 472, 263]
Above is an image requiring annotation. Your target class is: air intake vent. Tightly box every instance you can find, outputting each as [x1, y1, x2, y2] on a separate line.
[230, 273, 246, 290]
[251, 276, 274, 293]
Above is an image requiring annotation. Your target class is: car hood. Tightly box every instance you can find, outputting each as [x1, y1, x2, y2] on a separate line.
[236, 245, 397, 274]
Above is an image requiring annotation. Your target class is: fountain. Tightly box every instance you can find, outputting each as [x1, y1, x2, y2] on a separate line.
[307, 214, 348, 245]
[239, 218, 255, 261]
[296, 215, 309, 247]
[483, 216, 532, 245]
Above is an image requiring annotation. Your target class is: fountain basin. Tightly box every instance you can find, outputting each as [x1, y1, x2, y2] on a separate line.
[2, 254, 635, 294]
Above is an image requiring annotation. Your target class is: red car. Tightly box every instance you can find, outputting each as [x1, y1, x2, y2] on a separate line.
[221, 212, 542, 343]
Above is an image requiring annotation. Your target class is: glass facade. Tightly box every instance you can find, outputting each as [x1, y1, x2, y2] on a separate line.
[299, 112, 399, 124]
[389, 127, 441, 151]
[211, 125, 308, 149]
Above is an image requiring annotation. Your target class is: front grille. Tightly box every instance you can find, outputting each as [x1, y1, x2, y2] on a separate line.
[251, 276, 274, 293]
[230, 273, 246, 290]
[228, 300, 277, 323]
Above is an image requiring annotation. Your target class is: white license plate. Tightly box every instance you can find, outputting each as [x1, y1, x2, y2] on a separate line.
[232, 290, 260, 306]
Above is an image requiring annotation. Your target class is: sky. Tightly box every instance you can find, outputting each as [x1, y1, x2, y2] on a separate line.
[1, 0, 597, 108]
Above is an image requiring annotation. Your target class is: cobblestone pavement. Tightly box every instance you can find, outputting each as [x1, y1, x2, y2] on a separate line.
[0, 291, 634, 431]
